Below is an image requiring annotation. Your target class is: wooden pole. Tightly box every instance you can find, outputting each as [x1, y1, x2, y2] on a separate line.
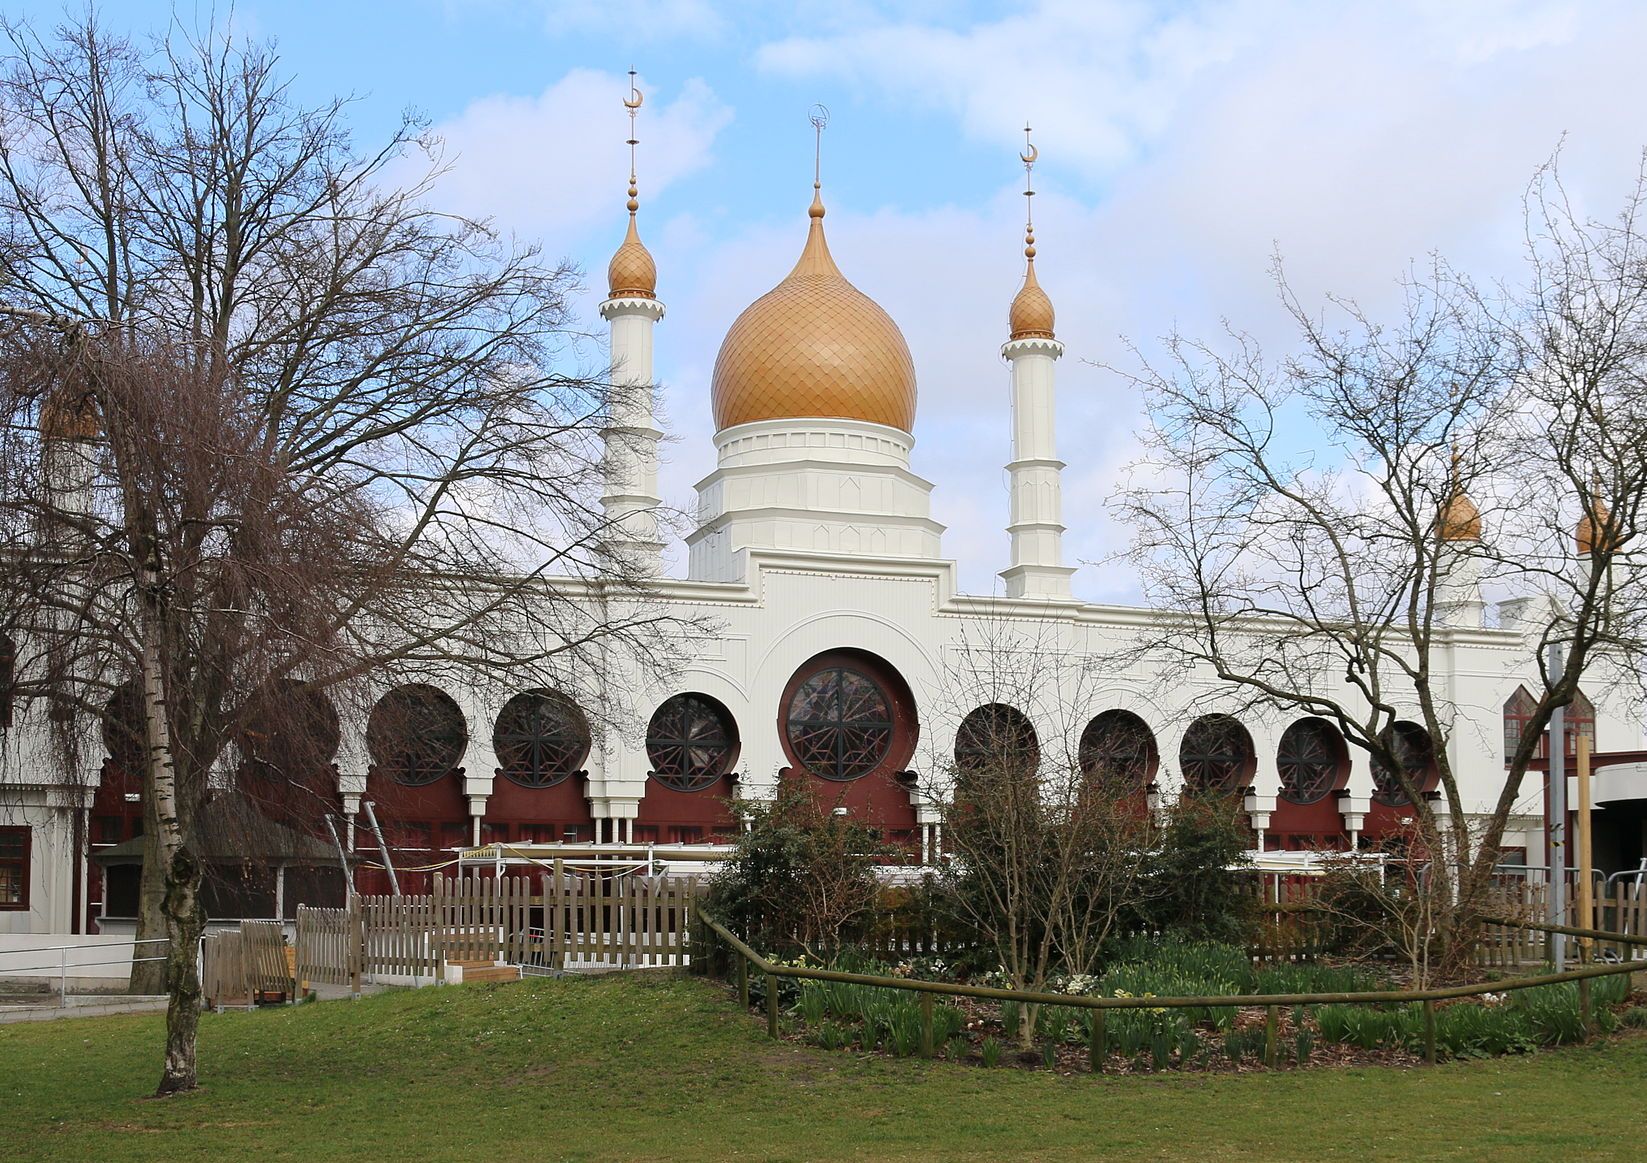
[1576, 733, 1595, 961]
[766, 972, 779, 1039]
[919, 992, 934, 1058]
[1264, 1005, 1279, 1068]
[1089, 1011, 1106, 1074]
[1422, 1000, 1437, 1065]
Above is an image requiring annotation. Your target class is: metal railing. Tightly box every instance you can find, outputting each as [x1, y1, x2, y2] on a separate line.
[695, 908, 1647, 1069]
[0, 937, 170, 1009]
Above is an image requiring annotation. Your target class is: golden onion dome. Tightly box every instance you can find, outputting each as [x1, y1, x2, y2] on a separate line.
[39, 388, 101, 441]
[1008, 259, 1055, 340]
[710, 189, 916, 433]
[1577, 498, 1615, 555]
[1438, 490, 1481, 542]
[607, 210, 657, 299]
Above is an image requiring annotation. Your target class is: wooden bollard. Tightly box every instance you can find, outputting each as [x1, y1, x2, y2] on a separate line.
[1578, 977, 1592, 1033]
[1089, 1011, 1106, 1074]
[766, 973, 779, 1039]
[1264, 1005, 1279, 1068]
[920, 992, 934, 1058]
[737, 954, 749, 1009]
[1423, 1000, 1437, 1065]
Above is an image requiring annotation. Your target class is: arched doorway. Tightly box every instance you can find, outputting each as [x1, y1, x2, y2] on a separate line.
[780, 650, 919, 851]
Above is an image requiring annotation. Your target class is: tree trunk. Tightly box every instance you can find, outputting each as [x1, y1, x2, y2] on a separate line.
[156, 842, 204, 1095]
[128, 803, 169, 995]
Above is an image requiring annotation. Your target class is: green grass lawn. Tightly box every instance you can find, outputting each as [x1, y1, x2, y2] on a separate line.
[1, 973, 1638, 1162]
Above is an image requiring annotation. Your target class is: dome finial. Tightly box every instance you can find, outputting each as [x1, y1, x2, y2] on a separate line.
[808, 104, 829, 219]
[1438, 440, 1482, 542]
[1008, 124, 1055, 341]
[607, 68, 657, 299]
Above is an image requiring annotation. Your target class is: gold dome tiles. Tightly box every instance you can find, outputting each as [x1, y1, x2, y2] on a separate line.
[712, 198, 917, 433]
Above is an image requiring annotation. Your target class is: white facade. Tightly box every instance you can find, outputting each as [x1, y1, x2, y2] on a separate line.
[4, 167, 1645, 941]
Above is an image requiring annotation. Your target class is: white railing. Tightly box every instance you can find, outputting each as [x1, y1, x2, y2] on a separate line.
[0, 937, 169, 1009]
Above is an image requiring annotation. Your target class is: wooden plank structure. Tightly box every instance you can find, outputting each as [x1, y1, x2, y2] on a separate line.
[201, 920, 294, 1008]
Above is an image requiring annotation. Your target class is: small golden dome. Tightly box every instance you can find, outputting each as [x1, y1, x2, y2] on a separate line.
[1438, 490, 1481, 542]
[711, 189, 916, 433]
[1577, 498, 1615, 555]
[1009, 260, 1055, 340]
[607, 212, 657, 299]
[39, 388, 101, 441]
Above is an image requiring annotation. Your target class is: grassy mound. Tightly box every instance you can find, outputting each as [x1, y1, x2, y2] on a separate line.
[2, 973, 1644, 1162]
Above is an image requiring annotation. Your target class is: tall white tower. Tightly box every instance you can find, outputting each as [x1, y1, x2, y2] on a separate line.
[999, 128, 1074, 600]
[1435, 451, 1485, 628]
[598, 72, 665, 575]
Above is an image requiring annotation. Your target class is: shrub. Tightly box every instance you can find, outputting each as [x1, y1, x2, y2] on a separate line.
[705, 779, 886, 956]
[1128, 796, 1255, 944]
[980, 1037, 1003, 1067]
[1621, 1006, 1647, 1029]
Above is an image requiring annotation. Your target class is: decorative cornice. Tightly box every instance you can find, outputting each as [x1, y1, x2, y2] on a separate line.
[599, 296, 666, 322]
[1002, 336, 1063, 359]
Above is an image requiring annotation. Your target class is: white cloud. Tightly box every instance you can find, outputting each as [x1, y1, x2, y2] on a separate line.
[406, 69, 733, 247]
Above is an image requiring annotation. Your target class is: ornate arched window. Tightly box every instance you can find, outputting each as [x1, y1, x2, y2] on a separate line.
[784, 664, 896, 781]
[646, 693, 738, 792]
[241, 680, 341, 776]
[366, 685, 467, 787]
[1277, 718, 1347, 805]
[494, 690, 590, 788]
[1078, 709, 1158, 791]
[1371, 720, 1436, 807]
[1179, 714, 1255, 796]
[1503, 685, 1594, 763]
[954, 704, 1039, 778]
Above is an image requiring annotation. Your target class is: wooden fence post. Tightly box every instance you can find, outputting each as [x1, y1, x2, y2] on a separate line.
[738, 954, 749, 1009]
[1089, 1011, 1106, 1074]
[1264, 1005, 1279, 1068]
[1578, 977, 1592, 1032]
[919, 992, 934, 1058]
[1422, 1000, 1437, 1065]
[766, 972, 779, 1039]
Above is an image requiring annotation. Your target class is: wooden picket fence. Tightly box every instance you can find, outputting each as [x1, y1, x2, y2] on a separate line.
[282, 868, 707, 990]
[201, 919, 292, 1008]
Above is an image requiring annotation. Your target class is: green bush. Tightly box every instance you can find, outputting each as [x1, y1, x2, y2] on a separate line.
[1621, 1006, 1647, 1029]
[1127, 797, 1256, 943]
[705, 779, 886, 955]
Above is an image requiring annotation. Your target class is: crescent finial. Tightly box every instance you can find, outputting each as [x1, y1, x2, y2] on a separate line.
[1020, 143, 1038, 165]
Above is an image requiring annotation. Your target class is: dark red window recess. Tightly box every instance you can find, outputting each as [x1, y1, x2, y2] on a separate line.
[1371, 720, 1437, 807]
[367, 684, 468, 786]
[1277, 718, 1348, 806]
[646, 693, 739, 792]
[954, 703, 1039, 778]
[494, 690, 590, 788]
[1179, 714, 1256, 796]
[785, 664, 896, 781]
[1079, 709, 1158, 792]
[0, 826, 29, 910]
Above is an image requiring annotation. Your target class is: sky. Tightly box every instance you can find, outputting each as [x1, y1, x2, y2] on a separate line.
[17, 0, 1647, 599]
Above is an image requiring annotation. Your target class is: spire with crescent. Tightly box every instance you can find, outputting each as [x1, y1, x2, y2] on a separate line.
[607, 69, 657, 300]
[1008, 124, 1055, 341]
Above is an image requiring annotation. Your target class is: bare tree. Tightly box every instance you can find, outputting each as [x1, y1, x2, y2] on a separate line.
[0, 14, 684, 1094]
[1111, 158, 1647, 975]
[933, 620, 1164, 1049]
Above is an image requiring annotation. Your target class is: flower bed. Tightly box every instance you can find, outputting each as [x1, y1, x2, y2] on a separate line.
[744, 938, 1642, 1073]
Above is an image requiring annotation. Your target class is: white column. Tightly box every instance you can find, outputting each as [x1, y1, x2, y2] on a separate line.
[599, 296, 666, 574]
[999, 337, 1075, 599]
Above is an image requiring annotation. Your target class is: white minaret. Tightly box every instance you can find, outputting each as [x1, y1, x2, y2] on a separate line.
[598, 72, 665, 575]
[39, 388, 101, 550]
[999, 127, 1075, 600]
[1435, 451, 1485, 628]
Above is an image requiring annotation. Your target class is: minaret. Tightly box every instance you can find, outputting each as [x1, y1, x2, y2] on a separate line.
[598, 70, 665, 575]
[1436, 448, 1484, 628]
[999, 126, 1075, 600]
[38, 385, 101, 550]
[1576, 472, 1625, 601]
